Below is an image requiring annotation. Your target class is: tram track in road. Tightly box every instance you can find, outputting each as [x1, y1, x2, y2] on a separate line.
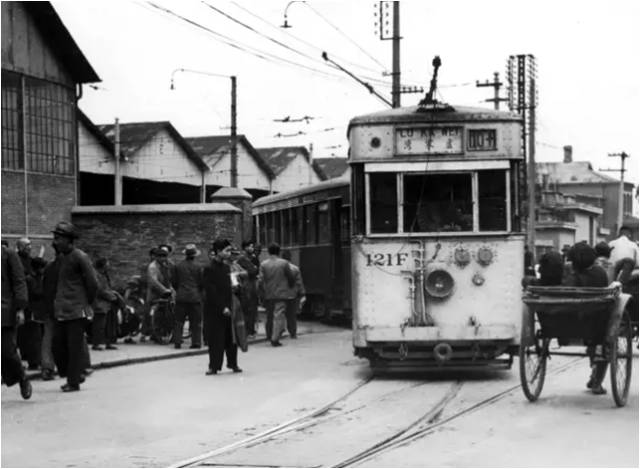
[172, 357, 583, 468]
[171, 376, 459, 468]
[333, 357, 584, 467]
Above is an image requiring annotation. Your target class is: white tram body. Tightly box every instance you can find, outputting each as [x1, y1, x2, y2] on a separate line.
[348, 104, 525, 368]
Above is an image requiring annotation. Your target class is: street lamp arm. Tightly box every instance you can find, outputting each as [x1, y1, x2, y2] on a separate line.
[282, 0, 306, 28]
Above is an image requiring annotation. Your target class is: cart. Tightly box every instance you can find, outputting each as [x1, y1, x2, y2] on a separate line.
[519, 284, 633, 407]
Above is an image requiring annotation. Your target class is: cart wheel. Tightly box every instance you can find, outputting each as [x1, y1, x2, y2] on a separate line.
[610, 310, 633, 407]
[519, 317, 549, 402]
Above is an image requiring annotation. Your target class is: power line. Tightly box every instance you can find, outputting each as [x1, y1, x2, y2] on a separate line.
[304, 2, 387, 70]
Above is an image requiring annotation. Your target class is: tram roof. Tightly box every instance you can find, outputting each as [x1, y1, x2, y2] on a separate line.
[252, 179, 349, 208]
[348, 104, 521, 129]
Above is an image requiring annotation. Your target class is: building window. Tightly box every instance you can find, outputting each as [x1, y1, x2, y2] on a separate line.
[1, 70, 75, 175]
[1, 70, 22, 169]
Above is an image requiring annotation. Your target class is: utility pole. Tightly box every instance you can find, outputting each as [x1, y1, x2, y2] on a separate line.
[230, 75, 238, 188]
[527, 78, 536, 258]
[114, 118, 122, 205]
[601, 152, 630, 233]
[476, 72, 508, 110]
[391, 1, 400, 108]
[308, 142, 313, 185]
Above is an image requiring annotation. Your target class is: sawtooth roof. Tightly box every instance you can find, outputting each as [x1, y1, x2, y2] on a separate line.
[256, 146, 321, 178]
[312, 157, 349, 180]
[185, 135, 274, 178]
[97, 121, 208, 171]
[536, 161, 619, 184]
[25, 2, 100, 83]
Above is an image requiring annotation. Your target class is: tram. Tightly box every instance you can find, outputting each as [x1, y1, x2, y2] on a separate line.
[349, 94, 526, 369]
[252, 179, 351, 320]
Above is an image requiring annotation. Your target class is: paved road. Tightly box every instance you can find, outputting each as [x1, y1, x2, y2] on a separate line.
[2, 328, 637, 468]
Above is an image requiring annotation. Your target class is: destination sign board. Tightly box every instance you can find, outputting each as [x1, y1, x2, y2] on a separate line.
[395, 126, 462, 155]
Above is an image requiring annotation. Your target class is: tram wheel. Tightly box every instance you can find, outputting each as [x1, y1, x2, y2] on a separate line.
[519, 316, 548, 402]
[610, 310, 633, 407]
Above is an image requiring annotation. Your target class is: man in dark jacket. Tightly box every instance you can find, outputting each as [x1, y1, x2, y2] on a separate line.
[50, 222, 98, 392]
[203, 239, 241, 375]
[92, 257, 122, 351]
[172, 243, 203, 349]
[16, 237, 42, 370]
[1, 245, 32, 399]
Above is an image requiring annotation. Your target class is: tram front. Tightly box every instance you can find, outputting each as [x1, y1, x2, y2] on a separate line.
[348, 102, 525, 369]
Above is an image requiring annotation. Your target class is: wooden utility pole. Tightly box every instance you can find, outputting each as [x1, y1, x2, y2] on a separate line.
[230, 75, 238, 188]
[526, 78, 537, 258]
[601, 152, 630, 233]
[391, 1, 400, 108]
[114, 118, 122, 205]
[476, 72, 508, 110]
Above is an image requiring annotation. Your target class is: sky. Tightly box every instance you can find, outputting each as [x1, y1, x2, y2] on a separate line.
[52, 0, 639, 187]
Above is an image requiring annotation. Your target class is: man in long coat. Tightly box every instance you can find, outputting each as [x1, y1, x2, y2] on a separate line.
[202, 239, 242, 375]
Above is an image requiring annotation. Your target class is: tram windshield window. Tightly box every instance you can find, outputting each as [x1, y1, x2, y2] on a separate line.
[403, 173, 473, 232]
[369, 172, 398, 233]
[478, 170, 507, 231]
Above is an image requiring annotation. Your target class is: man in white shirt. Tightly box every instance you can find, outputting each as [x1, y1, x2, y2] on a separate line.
[608, 226, 638, 268]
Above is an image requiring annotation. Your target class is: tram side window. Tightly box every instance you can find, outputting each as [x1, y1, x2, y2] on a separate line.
[369, 172, 398, 233]
[266, 212, 275, 244]
[256, 214, 265, 245]
[274, 211, 282, 245]
[478, 170, 507, 231]
[304, 204, 317, 245]
[317, 202, 330, 244]
[282, 209, 291, 247]
[292, 206, 302, 245]
[404, 173, 472, 232]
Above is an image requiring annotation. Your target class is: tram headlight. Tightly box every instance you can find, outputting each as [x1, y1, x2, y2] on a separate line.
[477, 247, 494, 266]
[425, 269, 455, 298]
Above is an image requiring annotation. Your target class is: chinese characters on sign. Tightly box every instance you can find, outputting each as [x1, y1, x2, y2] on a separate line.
[396, 127, 462, 155]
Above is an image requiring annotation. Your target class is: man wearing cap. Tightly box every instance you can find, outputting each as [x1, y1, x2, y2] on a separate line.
[146, 244, 175, 344]
[236, 241, 259, 337]
[16, 237, 41, 370]
[2, 244, 32, 399]
[50, 222, 98, 392]
[172, 243, 203, 349]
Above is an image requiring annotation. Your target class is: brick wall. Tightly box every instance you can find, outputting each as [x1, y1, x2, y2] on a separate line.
[71, 203, 242, 288]
[2, 170, 76, 237]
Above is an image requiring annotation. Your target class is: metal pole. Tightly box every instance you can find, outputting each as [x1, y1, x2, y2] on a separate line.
[527, 78, 536, 262]
[230, 76, 238, 188]
[617, 153, 627, 232]
[114, 118, 122, 205]
[391, 1, 400, 108]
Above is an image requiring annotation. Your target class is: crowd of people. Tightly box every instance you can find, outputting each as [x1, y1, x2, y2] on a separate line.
[1, 221, 306, 397]
[524, 225, 639, 396]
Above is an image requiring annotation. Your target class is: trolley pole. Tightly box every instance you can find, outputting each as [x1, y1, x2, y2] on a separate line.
[114, 118, 122, 206]
[230, 75, 238, 188]
[391, 1, 401, 108]
[527, 78, 537, 261]
[601, 152, 629, 233]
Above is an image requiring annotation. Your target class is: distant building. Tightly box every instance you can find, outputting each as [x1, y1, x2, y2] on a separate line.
[256, 146, 323, 193]
[537, 145, 636, 240]
[1, 2, 100, 251]
[185, 135, 273, 200]
[81, 120, 209, 204]
[312, 157, 350, 181]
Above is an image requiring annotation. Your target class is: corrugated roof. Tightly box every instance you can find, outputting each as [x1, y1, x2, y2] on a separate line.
[97, 121, 208, 171]
[312, 157, 349, 180]
[186, 135, 274, 178]
[26, 3, 100, 83]
[536, 161, 619, 184]
[256, 146, 315, 177]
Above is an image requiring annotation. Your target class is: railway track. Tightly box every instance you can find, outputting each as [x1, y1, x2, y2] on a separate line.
[171, 357, 583, 468]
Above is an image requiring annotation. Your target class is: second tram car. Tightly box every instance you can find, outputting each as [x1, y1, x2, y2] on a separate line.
[252, 179, 351, 320]
[348, 101, 525, 369]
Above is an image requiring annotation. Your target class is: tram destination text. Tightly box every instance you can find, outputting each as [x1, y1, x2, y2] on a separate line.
[396, 126, 462, 155]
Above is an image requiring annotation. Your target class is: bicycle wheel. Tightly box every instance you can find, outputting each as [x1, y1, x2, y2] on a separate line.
[610, 310, 632, 407]
[519, 313, 548, 402]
